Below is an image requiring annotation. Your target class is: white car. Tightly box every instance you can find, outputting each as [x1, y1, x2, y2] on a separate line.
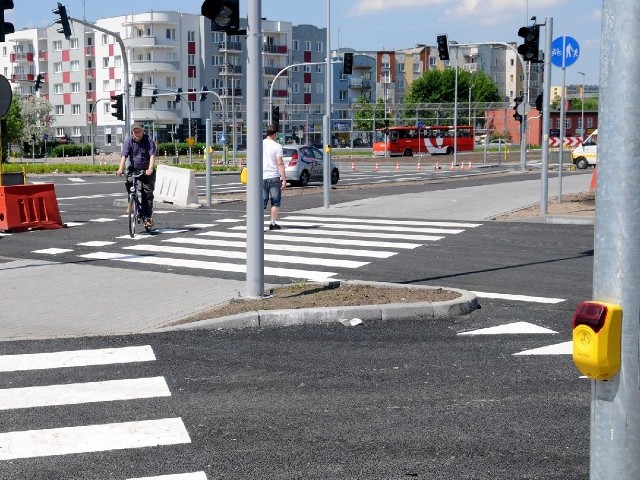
[283, 145, 340, 187]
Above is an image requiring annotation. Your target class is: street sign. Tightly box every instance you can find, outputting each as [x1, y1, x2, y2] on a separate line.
[516, 103, 531, 116]
[551, 36, 580, 68]
[0, 74, 12, 117]
[186, 137, 195, 146]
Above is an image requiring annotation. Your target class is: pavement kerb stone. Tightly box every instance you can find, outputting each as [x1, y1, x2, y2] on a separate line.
[154, 281, 480, 333]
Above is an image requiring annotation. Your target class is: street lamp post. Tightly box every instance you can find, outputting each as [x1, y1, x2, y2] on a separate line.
[578, 71, 585, 140]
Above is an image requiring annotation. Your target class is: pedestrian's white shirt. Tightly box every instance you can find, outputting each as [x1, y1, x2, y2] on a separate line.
[263, 137, 283, 179]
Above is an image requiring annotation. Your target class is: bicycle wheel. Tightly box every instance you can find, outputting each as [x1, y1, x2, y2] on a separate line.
[128, 194, 136, 237]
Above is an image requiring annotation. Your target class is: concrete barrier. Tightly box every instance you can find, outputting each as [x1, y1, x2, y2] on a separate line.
[154, 164, 199, 207]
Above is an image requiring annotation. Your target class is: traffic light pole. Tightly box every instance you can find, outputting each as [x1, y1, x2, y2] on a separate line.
[590, 0, 640, 477]
[68, 17, 130, 131]
[539, 18, 553, 216]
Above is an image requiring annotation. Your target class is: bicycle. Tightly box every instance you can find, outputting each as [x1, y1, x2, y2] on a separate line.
[126, 170, 152, 237]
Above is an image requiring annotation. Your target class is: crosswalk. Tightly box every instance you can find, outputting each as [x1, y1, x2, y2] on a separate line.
[0, 345, 206, 478]
[33, 214, 482, 281]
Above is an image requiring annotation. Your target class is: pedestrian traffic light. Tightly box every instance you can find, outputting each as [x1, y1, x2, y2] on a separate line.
[517, 25, 540, 63]
[201, 0, 241, 35]
[34, 73, 44, 91]
[513, 95, 523, 123]
[199, 86, 209, 102]
[271, 105, 280, 131]
[110, 93, 123, 121]
[343, 52, 353, 75]
[535, 93, 543, 113]
[175, 87, 182, 103]
[436, 34, 449, 61]
[150, 88, 158, 104]
[0, 0, 14, 43]
[52, 2, 72, 40]
[134, 80, 143, 98]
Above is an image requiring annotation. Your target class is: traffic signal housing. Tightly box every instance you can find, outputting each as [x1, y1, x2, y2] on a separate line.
[150, 89, 158, 104]
[199, 86, 209, 102]
[271, 105, 280, 131]
[517, 25, 540, 63]
[34, 73, 44, 91]
[513, 95, 523, 123]
[0, 0, 15, 43]
[343, 52, 353, 75]
[201, 0, 241, 35]
[436, 34, 449, 61]
[111, 93, 123, 121]
[53, 2, 72, 40]
[175, 87, 182, 103]
[535, 93, 543, 113]
[134, 80, 143, 98]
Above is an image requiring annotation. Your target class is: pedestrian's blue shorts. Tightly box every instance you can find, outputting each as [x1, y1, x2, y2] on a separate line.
[263, 177, 282, 208]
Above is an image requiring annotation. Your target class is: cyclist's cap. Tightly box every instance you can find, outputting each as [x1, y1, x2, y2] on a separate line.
[132, 122, 144, 131]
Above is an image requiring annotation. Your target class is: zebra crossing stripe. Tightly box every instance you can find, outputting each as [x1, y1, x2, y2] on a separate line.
[0, 377, 171, 410]
[283, 215, 482, 228]
[122, 244, 368, 269]
[0, 345, 156, 372]
[0, 417, 191, 460]
[126, 473, 208, 480]
[231, 226, 444, 242]
[164, 236, 396, 258]
[57, 193, 123, 201]
[271, 220, 465, 235]
[78, 251, 337, 281]
[197, 230, 424, 249]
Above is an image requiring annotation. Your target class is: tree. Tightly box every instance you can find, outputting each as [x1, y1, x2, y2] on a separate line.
[2, 93, 23, 163]
[352, 96, 387, 133]
[20, 95, 54, 155]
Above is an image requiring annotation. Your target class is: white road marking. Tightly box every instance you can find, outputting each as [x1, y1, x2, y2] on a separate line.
[0, 377, 171, 410]
[472, 291, 565, 304]
[0, 418, 191, 460]
[198, 230, 424, 249]
[184, 224, 217, 228]
[152, 210, 176, 214]
[216, 218, 243, 223]
[64, 222, 85, 227]
[126, 473, 208, 480]
[67, 177, 85, 183]
[283, 215, 482, 229]
[513, 341, 573, 356]
[122, 244, 368, 268]
[79, 251, 337, 281]
[77, 240, 116, 247]
[0, 345, 156, 372]
[57, 193, 123, 200]
[164, 236, 396, 258]
[273, 220, 465, 235]
[32, 248, 73, 255]
[231, 226, 443, 242]
[0, 233, 10, 237]
[90, 218, 118, 223]
[458, 321, 558, 336]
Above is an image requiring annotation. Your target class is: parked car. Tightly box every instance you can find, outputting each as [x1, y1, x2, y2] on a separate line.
[352, 137, 370, 148]
[282, 145, 340, 187]
[487, 138, 516, 148]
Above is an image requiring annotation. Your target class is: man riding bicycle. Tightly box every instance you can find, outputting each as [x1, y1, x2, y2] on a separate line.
[116, 122, 157, 229]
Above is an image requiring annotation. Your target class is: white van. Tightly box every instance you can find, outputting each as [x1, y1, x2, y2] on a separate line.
[572, 129, 598, 169]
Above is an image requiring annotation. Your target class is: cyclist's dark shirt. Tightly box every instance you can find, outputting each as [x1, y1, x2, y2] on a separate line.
[121, 134, 158, 170]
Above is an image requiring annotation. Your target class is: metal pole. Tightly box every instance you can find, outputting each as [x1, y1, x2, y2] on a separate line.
[322, 0, 331, 208]
[245, 0, 264, 297]
[453, 44, 458, 167]
[578, 71, 585, 140]
[205, 118, 211, 207]
[540, 17, 552, 216]
[558, 60, 566, 203]
[591, 0, 640, 476]
[520, 61, 529, 173]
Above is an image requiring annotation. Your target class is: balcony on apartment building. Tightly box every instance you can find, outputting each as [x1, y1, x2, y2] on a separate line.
[218, 88, 243, 98]
[10, 52, 34, 63]
[84, 46, 95, 56]
[348, 78, 372, 89]
[130, 60, 180, 74]
[85, 68, 95, 78]
[263, 66, 287, 76]
[219, 64, 242, 75]
[38, 50, 48, 62]
[11, 73, 35, 82]
[264, 89, 288, 98]
[219, 41, 242, 52]
[262, 44, 287, 55]
[462, 63, 479, 72]
[123, 36, 159, 49]
[86, 91, 96, 102]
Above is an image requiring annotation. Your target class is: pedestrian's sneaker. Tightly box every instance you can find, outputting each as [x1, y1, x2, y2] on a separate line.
[269, 223, 281, 230]
[144, 218, 154, 230]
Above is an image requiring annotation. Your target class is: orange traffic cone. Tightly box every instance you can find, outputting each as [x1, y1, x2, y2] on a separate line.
[467, 161, 472, 170]
[417, 161, 422, 171]
[395, 161, 400, 171]
[435, 162, 441, 170]
[589, 167, 597, 191]
[460, 162, 465, 170]
[351, 162, 356, 172]
[374, 163, 380, 172]
[450, 161, 455, 170]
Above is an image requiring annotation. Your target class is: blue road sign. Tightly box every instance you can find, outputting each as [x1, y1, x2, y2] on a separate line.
[43, 133, 49, 141]
[551, 36, 580, 68]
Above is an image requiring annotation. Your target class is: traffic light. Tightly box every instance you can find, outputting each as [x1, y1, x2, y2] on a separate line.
[34, 73, 44, 91]
[0, 0, 14, 43]
[535, 93, 543, 113]
[343, 52, 353, 75]
[201, 0, 241, 35]
[110, 93, 123, 121]
[52, 2, 72, 40]
[436, 34, 449, 61]
[150, 89, 158, 104]
[513, 95, 523, 123]
[517, 25, 540, 63]
[134, 80, 143, 98]
[271, 105, 280, 131]
[175, 87, 182, 103]
[199, 86, 209, 102]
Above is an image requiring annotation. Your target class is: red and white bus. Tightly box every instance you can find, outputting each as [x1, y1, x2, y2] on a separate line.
[372, 125, 474, 156]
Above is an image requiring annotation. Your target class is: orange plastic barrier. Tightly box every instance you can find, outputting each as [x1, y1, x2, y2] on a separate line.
[589, 167, 597, 192]
[0, 184, 64, 232]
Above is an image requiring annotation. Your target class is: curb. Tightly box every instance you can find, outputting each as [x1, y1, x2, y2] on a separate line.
[154, 281, 480, 333]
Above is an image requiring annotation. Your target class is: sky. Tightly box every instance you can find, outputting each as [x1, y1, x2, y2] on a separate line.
[13, 0, 601, 87]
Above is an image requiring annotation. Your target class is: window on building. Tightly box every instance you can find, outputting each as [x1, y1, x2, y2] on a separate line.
[315, 64, 323, 74]
[70, 60, 79, 71]
[212, 32, 223, 43]
[103, 103, 110, 114]
[72, 104, 81, 115]
[101, 34, 108, 45]
[71, 82, 80, 93]
[54, 83, 63, 94]
[102, 80, 110, 91]
[211, 55, 222, 66]
[304, 84, 311, 94]
[166, 29, 176, 40]
[188, 54, 195, 65]
[565, 118, 572, 129]
[398, 63, 405, 73]
[510, 58, 515, 66]
[339, 90, 347, 100]
[293, 40, 299, 50]
[70, 38, 78, 49]
[587, 117, 593, 128]
[102, 57, 109, 68]
[397, 79, 405, 89]
[54, 62, 63, 73]
[115, 79, 122, 91]
[187, 31, 195, 42]
[316, 83, 323, 95]
[114, 56, 121, 68]
[56, 128, 65, 137]
[315, 42, 323, 52]
[304, 41, 311, 51]
[212, 78, 223, 89]
[53, 40, 62, 51]
[429, 56, 436, 67]
[166, 77, 177, 88]
[73, 127, 81, 137]
[55, 105, 64, 115]
[105, 129, 112, 146]
[413, 63, 421, 74]
[292, 82, 299, 94]
[303, 65, 311, 73]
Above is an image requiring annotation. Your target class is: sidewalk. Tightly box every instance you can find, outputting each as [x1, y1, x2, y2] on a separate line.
[0, 172, 594, 341]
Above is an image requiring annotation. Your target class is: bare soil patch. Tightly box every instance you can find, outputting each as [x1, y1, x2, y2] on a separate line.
[494, 191, 595, 220]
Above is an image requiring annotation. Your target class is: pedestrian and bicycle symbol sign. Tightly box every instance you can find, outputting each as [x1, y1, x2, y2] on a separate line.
[551, 36, 580, 68]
